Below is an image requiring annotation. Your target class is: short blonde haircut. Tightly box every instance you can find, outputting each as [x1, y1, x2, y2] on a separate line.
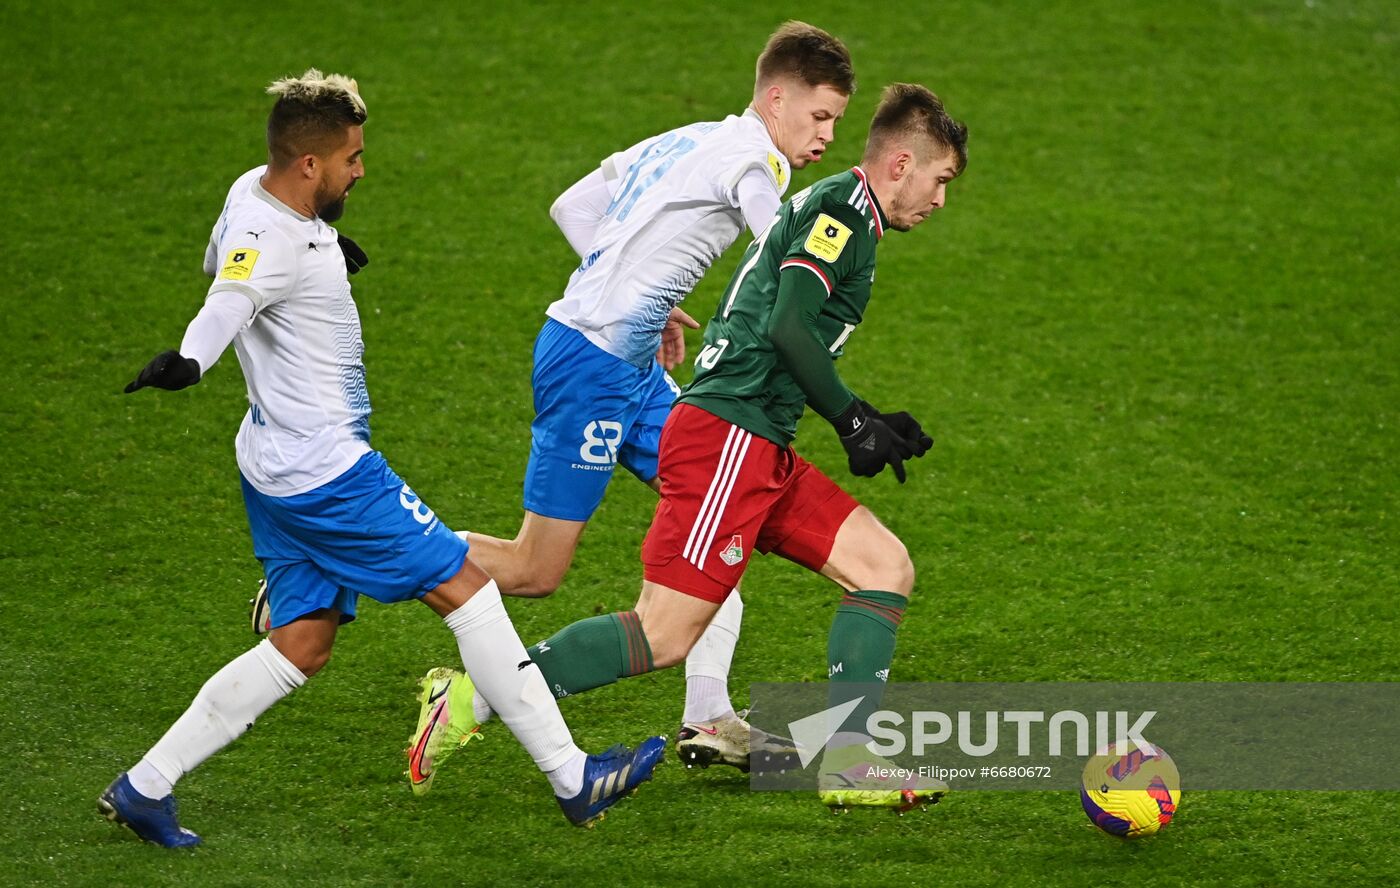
[265, 68, 367, 167]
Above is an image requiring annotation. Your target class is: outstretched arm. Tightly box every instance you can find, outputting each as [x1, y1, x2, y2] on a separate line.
[125, 290, 254, 393]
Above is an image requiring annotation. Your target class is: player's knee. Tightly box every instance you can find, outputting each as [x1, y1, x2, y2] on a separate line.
[286, 645, 332, 677]
[269, 626, 334, 676]
[639, 621, 698, 670]
[866, 534, 915, 597]
[506, 565, 567, 598]
[648, 634, 693, 670]
[508, 578, 558, 599]
[494, 539, 572, 599]
[889, 539, 915, 598]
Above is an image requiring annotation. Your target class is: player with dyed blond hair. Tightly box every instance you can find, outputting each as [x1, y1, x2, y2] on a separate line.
[407, 22, 856, 789]
[100, 69, 662, 848]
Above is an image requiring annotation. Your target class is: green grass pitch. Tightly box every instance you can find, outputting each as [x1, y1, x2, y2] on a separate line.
[2, 0, 1397, 885]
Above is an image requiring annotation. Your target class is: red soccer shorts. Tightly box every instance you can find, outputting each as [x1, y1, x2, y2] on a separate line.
[642, 403, 859, 602]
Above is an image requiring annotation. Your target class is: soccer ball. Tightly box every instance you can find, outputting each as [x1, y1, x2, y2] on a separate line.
[1079, 742, 1181, 837]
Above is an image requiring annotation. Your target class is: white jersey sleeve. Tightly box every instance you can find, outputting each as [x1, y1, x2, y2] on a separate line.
[179, 289, 255, 375]
[549, 167, 617, 258]
[734, 166, 783, 236]
[545, 109, 790, 368]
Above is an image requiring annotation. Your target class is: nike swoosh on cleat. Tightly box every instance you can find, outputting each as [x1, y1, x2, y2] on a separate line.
[683, 723, 719, 735]
[408, 701, 447, 782]
[427, 682, 450, 704]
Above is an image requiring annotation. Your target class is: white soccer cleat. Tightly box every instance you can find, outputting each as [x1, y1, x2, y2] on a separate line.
[674, 709, 800, 774]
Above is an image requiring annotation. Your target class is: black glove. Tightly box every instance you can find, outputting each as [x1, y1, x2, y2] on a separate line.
[338, 233, 368, 274]
[833, 399, 915, 483]
[124, 350, 201, 393]
[859, 399, 933, 457]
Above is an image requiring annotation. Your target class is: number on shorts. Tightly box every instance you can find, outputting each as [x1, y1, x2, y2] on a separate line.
[399, 485, 435, 525]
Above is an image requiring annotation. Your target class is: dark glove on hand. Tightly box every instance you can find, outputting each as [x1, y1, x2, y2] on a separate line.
[833, 399, 915, 483]
[338, 233, 369, 274]
[859, 399, 933, 457]
[124, 350, 201, 393]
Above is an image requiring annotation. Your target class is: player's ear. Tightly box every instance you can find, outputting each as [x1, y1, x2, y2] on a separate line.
[890, 149, 915, 181]
[297, 153, 319, 180]
[763, 81, 784, 114]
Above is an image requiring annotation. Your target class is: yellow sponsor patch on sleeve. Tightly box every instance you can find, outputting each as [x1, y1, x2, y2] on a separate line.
[803, 213, 851, 262]
[767, 152, 788, 190]
[219, 247, 261, 281]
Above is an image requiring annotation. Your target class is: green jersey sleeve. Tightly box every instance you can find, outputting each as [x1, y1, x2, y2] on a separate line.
[768, 260, 855, 422]
[768, 200, 871, 421]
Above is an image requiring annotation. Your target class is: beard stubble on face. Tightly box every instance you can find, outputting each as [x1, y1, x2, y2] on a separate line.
[317, 193, 346, 222]
[316, 178, 351, 222]
[888, 176, 914, 232]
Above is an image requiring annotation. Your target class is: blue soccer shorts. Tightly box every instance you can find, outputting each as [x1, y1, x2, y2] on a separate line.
[524, 318, 680, 522]
[241, 450, 471, 629]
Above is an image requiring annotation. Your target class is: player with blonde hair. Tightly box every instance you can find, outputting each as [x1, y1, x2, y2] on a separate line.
[100, 69, 663, 848]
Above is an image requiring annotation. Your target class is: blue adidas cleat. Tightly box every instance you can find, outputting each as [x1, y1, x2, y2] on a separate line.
[557, 736, 666, 827]
[98, 773, 202, 848]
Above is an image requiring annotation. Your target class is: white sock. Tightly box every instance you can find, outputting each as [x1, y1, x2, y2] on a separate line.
[443, 581, 585, 796]
[683, 676, 732, 724]
[128, 638, 306, 799]
[683, 590, 743, 723]
[461, 648, 582, 797]
[472, 689, 494, 724]
[545, 751, 588, 798]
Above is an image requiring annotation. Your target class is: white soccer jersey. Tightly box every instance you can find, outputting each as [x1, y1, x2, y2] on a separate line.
[546, 109, 790, 368]
[204, 166, 371, 497]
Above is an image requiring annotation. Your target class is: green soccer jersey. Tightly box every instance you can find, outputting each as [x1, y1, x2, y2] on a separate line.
[678, 166, 890, 446]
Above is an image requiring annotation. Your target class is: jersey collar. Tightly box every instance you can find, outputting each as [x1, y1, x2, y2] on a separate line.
[253, 174, 314, 223]
[851, 166, 888, 240]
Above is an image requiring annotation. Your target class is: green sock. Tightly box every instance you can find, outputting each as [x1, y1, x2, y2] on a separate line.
[827, 590, 907, 736]
[527, 611, 654, 698]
